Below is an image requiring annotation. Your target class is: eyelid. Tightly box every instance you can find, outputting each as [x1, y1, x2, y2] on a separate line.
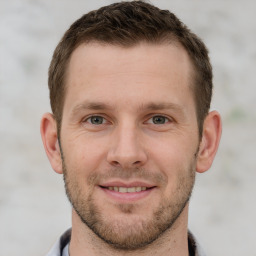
[82, 114, 108, 124]
[145, 114, 173, 124]
[81, 114, 174, 126]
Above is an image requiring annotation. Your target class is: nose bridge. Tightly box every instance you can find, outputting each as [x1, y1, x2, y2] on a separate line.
[107, 120, 147, 168]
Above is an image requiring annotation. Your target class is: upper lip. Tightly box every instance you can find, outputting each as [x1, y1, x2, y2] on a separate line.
[99, 181, 156, 188]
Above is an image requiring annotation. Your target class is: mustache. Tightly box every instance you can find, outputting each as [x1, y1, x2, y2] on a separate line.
[87, 167, 168, 186]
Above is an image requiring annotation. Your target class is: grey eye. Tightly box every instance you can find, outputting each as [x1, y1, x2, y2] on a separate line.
[89, 116, 104, 125]
[152, 116, 167, 124]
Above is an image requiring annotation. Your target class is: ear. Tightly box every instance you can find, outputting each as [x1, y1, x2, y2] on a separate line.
[196, 110, 222, 173]
[40, 113, 63, 174]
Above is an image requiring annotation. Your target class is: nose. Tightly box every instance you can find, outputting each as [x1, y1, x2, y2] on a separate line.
[107, 123, 147, 169]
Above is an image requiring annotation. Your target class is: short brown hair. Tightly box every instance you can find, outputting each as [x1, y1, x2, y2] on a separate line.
[48, 0, 212, 136]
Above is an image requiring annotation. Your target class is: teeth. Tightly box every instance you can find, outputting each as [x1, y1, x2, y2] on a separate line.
[136, 187, 142, 192]
[127, 187, 136, 193]
[119, 187, 127, 193]
[107, 186, 147, 193]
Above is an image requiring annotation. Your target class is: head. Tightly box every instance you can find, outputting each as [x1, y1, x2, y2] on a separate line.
[42, 1, 221, 252]
[48, 0, 212, 138]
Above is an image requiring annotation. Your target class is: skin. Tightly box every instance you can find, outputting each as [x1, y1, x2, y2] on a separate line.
[41, 42, 222, 256]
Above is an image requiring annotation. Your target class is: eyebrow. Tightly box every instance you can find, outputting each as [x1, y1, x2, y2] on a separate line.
[71, 101, 185, 116]
[140, 102, 184, 112]
[71, 102, 115, 115]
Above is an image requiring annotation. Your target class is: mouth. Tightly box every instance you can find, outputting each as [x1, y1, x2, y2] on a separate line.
[98, 183, 156, 202]
[99, 186, 154, 193]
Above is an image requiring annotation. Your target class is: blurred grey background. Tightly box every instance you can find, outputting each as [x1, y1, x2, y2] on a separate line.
[0, 0, 255, 255]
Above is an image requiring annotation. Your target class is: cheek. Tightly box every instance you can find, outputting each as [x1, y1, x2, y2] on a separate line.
[149, 139, 192, 166]
[147, 137, 197, 184]
[62, 136, 107, 176]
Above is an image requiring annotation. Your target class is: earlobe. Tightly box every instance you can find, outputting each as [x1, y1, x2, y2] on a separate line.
[196, 111, 222, 173]
[40, 113, 63, 174]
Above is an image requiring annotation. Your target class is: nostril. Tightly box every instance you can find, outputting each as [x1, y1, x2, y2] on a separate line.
[112, 161, 120, 166]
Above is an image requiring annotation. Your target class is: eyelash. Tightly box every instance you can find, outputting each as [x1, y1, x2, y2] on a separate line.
[83, 114, 172, 126]
[146, 115, 172, 125]
[84, 115, 107, 125]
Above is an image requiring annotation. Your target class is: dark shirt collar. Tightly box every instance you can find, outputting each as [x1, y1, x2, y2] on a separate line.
[46, 229, 205, 256]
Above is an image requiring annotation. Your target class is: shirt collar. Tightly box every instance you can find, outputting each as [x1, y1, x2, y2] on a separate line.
[46, 229, 205, 256]
[188, 231, 206, 256]
[46, 229, 71, 256]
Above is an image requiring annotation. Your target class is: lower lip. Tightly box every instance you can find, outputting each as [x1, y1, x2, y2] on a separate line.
[99, 187, 155, 202]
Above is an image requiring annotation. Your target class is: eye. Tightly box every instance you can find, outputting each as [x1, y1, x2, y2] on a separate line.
[148, 115, 170, 125]
[86, 116, 106, 125]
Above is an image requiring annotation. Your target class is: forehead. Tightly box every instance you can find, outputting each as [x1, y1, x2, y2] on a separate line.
[67, 41, 192, 78]
[64, 42, 195, 113]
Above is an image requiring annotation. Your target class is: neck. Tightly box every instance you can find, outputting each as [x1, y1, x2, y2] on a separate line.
[69, 205, 190, 256]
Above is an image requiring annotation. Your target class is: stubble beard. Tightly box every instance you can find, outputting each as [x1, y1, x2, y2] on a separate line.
[62, 161, 196, 251]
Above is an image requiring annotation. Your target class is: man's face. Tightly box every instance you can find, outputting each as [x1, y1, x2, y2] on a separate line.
[60, 42, 200, 249]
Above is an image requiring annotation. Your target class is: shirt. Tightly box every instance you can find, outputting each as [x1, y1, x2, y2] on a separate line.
[46, 229, 206, 256]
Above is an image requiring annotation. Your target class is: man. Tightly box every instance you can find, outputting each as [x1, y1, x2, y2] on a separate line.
[41, 1, 222, 255]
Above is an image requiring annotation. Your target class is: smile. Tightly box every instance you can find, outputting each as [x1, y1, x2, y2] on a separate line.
[98, 182, 156, 202]
[106, 186, 148, 193]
